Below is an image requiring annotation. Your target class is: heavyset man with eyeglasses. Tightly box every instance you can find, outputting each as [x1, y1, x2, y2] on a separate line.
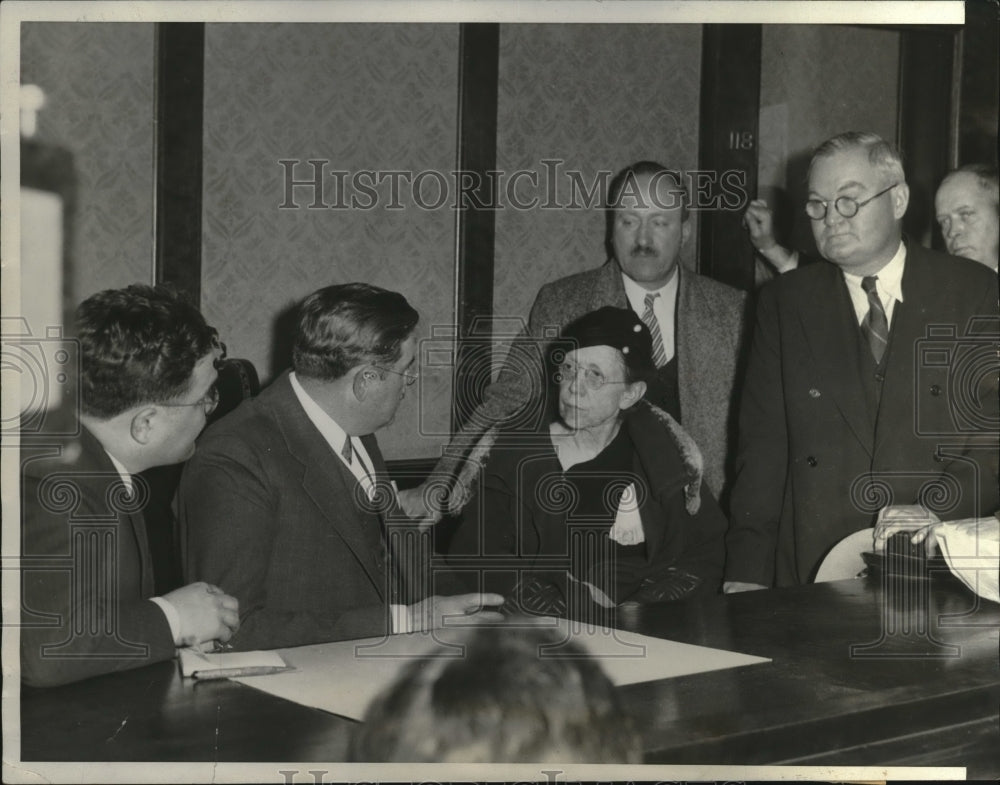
[724, 131, 1000, 591]
[20, 285, 240, 687]
[177, 283, 503, 650]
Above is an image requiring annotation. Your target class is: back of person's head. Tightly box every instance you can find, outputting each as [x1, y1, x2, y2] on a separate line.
[350, 625, 642, 763]
[75, 284, 218, 419]
[292, 283, 418, 381]
[809, 131, 906, 187]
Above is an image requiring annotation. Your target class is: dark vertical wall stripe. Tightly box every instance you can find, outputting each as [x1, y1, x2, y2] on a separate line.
[897, 27, 957, 249]
[452, 23, 500, 431]
[697, 24, 762, 292]
[153, 23, 205, 304]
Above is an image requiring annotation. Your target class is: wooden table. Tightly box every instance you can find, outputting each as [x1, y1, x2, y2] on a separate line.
[17, 571, 1000, 776]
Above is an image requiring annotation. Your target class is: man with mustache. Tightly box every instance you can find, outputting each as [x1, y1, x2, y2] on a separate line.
[725, 132, 999, 591]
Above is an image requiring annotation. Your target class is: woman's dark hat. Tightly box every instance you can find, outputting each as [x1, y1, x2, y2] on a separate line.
[558, 307, 655, 376]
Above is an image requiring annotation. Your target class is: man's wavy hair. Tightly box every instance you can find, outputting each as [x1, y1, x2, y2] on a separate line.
[808, 131, 907, 187]
[76, 284, 219, 419]
[292, 283, 419, 381]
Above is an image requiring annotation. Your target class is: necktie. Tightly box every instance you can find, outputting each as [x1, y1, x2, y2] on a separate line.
[641, 292, 669, 368]
[860, 275, 889, 364]
[341, 436, 353, 464]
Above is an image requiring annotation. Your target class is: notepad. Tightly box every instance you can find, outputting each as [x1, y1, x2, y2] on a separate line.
[178, 647, 288, 678]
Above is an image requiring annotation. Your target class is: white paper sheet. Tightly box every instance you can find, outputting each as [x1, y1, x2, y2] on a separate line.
[232, 617, 770, 720]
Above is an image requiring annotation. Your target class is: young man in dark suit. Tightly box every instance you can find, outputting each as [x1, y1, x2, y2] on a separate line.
[179, 283, 502, 650]
[20, 285, 240, 687]
[725, 132, 1000, 590]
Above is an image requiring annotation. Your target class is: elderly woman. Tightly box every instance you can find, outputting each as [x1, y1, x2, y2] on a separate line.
[447, 307, 727, 618]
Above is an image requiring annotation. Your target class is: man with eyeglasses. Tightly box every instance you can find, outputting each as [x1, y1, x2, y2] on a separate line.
[21, 285, 240, 687]
[725, 131, 999, 591]
[179, 283, 503, 650]
[745, 164, 1000, 276]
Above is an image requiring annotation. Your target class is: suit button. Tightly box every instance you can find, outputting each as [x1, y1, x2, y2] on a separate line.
[874, 373, 884, 384]
[807, 456, 818, 467]
[930, 384, 942, 397]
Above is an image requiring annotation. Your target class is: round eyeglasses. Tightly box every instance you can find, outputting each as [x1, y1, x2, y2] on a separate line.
[555, 361, 627, 391]
[805, 183, 899, 221]
[157, 383, 220, 415]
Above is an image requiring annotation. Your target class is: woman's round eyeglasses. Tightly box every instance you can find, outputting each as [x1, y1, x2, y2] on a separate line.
[555, 360, 627, 391]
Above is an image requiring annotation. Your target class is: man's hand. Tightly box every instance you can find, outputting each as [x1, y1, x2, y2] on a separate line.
[163, 581, 240, 647]
[407, 593, 505, 632]
[723, 580, 768, 594]
[396, 485, 441, 523]
[743, 199, 798, 274]
[873, 505, 942, 554]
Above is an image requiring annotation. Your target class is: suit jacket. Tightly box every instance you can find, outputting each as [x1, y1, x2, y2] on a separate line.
[444, 261, 749, 501]
[179, 373, 439, 650]
[20, 427, 175, 687]
[726, 243, 1000, 586]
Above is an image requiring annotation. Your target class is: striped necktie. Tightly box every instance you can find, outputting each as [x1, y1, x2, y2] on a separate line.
[860, 275, 889, 364]
[641, 292, 669, 368]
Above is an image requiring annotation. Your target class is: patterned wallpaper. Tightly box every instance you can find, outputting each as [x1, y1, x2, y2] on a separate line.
[492, 24, 703, 325]
[201, 24, 460, 459]
[757, 25, 901, 255]
[20, 23, 155, 306]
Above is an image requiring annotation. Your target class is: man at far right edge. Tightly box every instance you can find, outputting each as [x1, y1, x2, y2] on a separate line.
[724, 131, 1000, 592]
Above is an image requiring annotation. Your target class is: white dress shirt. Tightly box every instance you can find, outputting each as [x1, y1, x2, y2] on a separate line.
[621, 267, 679, 361]
[841, 241, 906, 327]
[288, 372, 411, 633]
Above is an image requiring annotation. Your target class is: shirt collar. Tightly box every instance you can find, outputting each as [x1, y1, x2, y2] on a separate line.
[842, 240, 906, 303]
[621, 265, 679, 311]
[289, 371, 351, 458]
[104, 450, 134, 493]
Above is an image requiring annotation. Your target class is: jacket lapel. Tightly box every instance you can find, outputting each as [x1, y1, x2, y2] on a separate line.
[799, 265, 875, 456]
[82, 428, 158, 596]
[591, 260, 629, 312]
[268, 376, 386, 598]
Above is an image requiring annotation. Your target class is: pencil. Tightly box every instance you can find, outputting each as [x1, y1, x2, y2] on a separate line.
[192, 665, 293, 680]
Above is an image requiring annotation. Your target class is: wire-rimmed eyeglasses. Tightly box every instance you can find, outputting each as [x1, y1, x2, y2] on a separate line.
[373, 365, 419, 386]
[555, 360, 627, 392]
[805, 183, 899, 221]
[156, 383, 220, 415]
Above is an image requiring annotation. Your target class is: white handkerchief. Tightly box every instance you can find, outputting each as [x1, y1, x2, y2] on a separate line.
[936, 517, 1000, 604]
[609, 483, 644, 546]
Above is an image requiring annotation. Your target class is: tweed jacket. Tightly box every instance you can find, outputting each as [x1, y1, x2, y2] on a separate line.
[726, 244, 1000, 586]
[439, 261, 749, 502]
